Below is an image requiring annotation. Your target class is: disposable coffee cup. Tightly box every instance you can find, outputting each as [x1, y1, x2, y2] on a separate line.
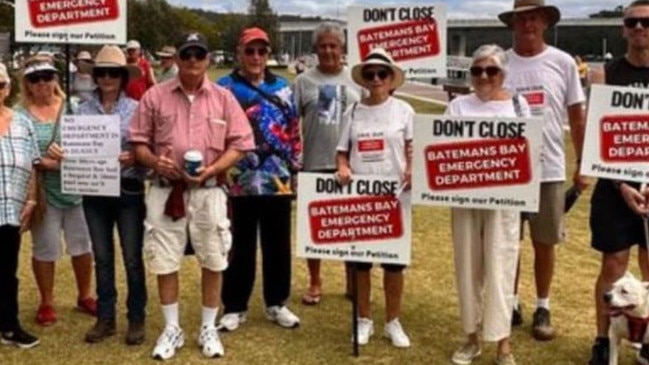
[184, 150, 203, 176]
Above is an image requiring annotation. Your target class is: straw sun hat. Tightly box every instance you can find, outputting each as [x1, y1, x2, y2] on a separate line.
[93, 45, 141, 80]
[351, 48, 405, 90]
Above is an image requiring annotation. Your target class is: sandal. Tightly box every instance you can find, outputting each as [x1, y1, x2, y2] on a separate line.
[301, 290, 322, 305]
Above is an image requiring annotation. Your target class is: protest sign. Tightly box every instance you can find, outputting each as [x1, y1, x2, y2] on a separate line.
[347, 5, 447, 78]
[60, 115, 120, 196]
[15, 0, 127, 44]
[296, 173, 411, 265]
[581, 84, 649, 182]
[412, 115, 543, 211]
[61, 158, 120, 196]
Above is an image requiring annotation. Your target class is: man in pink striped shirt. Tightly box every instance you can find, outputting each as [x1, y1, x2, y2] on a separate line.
[129, 32, 254, 360]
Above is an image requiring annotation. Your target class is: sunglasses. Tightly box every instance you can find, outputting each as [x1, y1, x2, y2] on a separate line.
[469, 66, 501, 77]
[361, 69, 391, 81]
[179, 48, 208, 61]
[93, 68, 122, 79]
[244, 47, 269, 57]
[26, 72, 56, 84]
[624, 17, 649, 28]
[0, 82, 7, 90]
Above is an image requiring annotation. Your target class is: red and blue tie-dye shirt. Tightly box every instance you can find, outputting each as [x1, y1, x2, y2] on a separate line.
[216, 71, 302, 196]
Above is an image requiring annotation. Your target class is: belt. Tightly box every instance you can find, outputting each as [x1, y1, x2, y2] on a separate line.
[151, 176, 218, 188]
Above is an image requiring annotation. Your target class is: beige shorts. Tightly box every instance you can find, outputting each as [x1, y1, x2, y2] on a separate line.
[521, 182, 564, 245]
[143, 185, 231, 275]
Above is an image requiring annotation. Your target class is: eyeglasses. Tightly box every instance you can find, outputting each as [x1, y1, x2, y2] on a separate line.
[179, 48, 208, 61]
[0, 82, 7, 90]
[469, 66, 501, 77]
[361, 69, 391, 81]
[26, 72, 56, 84]
[624, 17, 649, 28]
[93, 68, 122, 79]
[244, 47, 269, 57]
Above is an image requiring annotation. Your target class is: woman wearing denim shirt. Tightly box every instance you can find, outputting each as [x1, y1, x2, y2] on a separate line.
[77, 46, 148, 345]
[216, 27, 302, 331]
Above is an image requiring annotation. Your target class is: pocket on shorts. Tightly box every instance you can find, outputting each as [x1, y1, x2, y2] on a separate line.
[193, 197, 217, 231]
[143, 222, 159, 262]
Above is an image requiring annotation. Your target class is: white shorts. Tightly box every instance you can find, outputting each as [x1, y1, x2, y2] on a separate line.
[143, 185, 232, 275]
[31, 203, 92, 262]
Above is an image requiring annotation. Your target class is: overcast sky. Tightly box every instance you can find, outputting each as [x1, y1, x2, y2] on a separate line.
[166, 0, 623, 19]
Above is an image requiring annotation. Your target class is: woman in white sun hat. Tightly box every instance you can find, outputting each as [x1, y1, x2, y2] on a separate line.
[75, 45, 148, 346]
[336, 47, 413, 348]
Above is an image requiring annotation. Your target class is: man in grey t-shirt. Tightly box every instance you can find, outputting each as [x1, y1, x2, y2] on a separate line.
[293, 22, 362, 305]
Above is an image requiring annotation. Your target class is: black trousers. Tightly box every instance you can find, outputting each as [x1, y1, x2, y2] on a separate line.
[222, 196, 292, 313]
[0, 225, 21, 332]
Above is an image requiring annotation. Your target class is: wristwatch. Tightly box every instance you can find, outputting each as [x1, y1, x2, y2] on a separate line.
[32, 157, 42, 166]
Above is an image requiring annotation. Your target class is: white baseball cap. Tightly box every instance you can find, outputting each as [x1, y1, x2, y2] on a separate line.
[126, 40, 141, 49]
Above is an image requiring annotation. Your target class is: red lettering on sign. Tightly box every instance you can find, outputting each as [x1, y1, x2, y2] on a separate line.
[28, 0, 120, 28]
[357, 19, 440, 62]
[523, 92, 544, 106]
[308, 195, 403, 244]
[425, 139, 532, 190]
[600, 114, 649, 162]
[358, 139, 384, 152]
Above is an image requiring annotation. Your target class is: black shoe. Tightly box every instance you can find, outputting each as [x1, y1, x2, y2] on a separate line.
[125, 320, 145, 346]
[85, 318, 116, 343]
[1, 327, 40, 349]
[587, 337, 609, 365]
[637, 343, 649, 365]
[511, 305, 523, 327]
[532, 308, 556, 341]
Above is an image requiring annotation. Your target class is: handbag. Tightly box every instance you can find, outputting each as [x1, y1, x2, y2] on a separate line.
[28, 103, 65, 230]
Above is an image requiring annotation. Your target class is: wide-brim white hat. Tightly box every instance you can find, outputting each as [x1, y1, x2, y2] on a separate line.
[351, 48, 405, 90]
[93, 45, 142, 80]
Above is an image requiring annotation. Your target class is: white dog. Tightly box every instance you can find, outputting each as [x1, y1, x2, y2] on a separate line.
[606, 272, 649, 365]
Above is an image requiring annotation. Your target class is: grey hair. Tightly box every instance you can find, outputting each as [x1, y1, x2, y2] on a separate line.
[471, 44, 508, 76]
[312, 22, 345, 47]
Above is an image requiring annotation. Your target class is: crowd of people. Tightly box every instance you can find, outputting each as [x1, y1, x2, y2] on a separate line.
[0, 0, 648, 364]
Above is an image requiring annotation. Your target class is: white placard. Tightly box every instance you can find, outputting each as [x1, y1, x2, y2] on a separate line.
[60, 115, 121, 158]
[296, 173, 411, 265]
[61, 158, 120, 196]
[412, 114, 543, 211]
[61, 115, 121, 196]
[347, 4, 447, 79]
[581, 84, 649, 182]
[15, 0, 127, 44]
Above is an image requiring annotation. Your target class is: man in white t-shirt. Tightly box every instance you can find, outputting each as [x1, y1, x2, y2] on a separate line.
[498, 0, 588, 342]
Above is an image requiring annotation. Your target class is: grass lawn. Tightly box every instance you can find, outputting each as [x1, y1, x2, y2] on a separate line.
[0, 67, 632, 364]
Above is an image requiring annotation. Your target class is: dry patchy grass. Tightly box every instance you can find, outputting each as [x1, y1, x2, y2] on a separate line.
[0, 69, 637, 364]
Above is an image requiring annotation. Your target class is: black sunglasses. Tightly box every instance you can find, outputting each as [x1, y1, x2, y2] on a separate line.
[469, 66, 501, 77]
[179, 48, 208, 61]
[361, 69, 391, 81]
[0, 82, 7, 90]
[93, 68, 123, 79]
[244, 47, 269, 57]
[624, 17, 649, 28]
[26, 71, 56, 84]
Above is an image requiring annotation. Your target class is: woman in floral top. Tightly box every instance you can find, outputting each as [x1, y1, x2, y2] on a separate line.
[216, 27, 302, 331]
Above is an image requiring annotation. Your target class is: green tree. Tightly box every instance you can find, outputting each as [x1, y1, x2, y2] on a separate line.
[127, 0, 182, 52]
[248, 0, 281, 52]
[589, 5, 624, 18]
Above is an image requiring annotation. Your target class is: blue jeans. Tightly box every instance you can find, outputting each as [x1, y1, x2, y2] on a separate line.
[83, 182, 146, 323]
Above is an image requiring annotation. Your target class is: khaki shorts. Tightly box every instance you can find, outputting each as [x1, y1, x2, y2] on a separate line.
[143, 185, 231, 275]
[521, 182, 564, 245]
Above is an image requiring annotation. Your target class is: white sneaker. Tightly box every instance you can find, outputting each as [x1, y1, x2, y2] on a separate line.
[266, 306, 300, 328]
[383, 318, 411, 348]
[217, 312, 246, 332]
[151, 325, 185, 360]
[352, 317, 374, 345]
[451, 342, 481, 365]
[197, 325, 224, 358]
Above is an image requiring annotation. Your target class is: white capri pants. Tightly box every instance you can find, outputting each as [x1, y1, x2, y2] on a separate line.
[451, 207, 520, 342]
